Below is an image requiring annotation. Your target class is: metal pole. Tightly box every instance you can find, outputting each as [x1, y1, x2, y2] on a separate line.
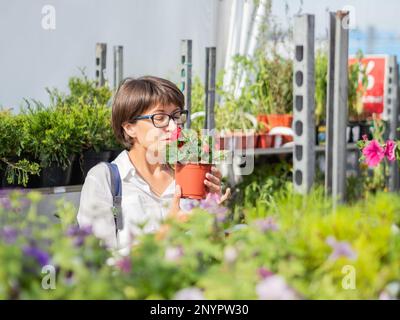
[332, 11, 349, 203]
[325, 12, 336, 196]
[113, 46, 123, 90]
[95, 43, 107, 87]
[384, 56, 400, 191]
[205, 47, 216, 130]
[293, 14, 316, 194]
[181, 40, 192, 129]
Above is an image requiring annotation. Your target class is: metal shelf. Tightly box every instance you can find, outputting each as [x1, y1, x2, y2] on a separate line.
[229, 143, 359, 156]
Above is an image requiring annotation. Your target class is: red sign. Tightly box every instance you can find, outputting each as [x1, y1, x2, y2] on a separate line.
[348, 56, 387, 114]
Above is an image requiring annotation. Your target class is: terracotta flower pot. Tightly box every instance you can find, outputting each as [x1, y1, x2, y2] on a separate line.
[266, 114, 293, 128]
[265, 114, 293, 144]
[256, 134, 274, 148]
[233, 132, 256, 150]
[218, 132, 256, 150]
[175, 163, 212, 199]
[257, 114, 269, 133]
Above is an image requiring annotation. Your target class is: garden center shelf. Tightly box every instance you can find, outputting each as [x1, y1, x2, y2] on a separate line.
[247, 143, 359, 156]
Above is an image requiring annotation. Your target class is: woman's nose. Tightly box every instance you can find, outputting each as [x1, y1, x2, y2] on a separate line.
[167, 117, 178, 131]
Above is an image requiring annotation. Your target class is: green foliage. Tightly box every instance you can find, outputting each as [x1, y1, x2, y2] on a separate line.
[0, 189, 399, 299]
[47, 70, 112, 106]
[166, 129, 228, 164]
[0, 110, 40, 186]
[21, 102, 83, 170]
[315, 52, 328, 124]
[230, 161, 293, 221]
[348, 51, 368, 120]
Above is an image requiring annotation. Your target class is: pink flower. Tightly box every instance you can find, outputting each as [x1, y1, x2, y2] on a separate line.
[202, 144, 210, 153]
[384, 140, 396, 162]
[171, 127, 182, 141]
[362, 140, 385, 167]
[116, 257, 132, 274]
[362, 134, 368, 141]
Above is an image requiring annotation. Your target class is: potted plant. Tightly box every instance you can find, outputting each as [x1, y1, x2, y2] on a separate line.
[226, 50, 293, 146]
[0, 109, 40, 188]
[46, 74, 116, 184]
[22, 101, 82, 188]
[69, 101, 119, 182]
[166, 127, 228, 199]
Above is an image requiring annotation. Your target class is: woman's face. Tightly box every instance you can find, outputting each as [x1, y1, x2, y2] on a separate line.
[123, 103, 183, 154]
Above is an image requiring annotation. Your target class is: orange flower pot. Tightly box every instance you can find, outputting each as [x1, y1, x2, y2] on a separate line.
[257, 114, 269, 133]
[265, 114, 293, 144]
[266, 114, 293, 128]
[175, 163, 212, 199]
[256, 134, 274, 148]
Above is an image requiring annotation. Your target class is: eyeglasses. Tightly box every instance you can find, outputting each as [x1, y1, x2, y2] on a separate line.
[131, 109, 188, 128]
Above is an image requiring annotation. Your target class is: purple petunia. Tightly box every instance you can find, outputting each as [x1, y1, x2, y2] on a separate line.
[1, 226, 18, 244]
[66, 225, 92, 246]
[257, 267, 274, 279]
[23, 245, 50, 267]
[326, 236, 357, 261]
[199, 193, 228, 219]
[254, 217, 279, 233]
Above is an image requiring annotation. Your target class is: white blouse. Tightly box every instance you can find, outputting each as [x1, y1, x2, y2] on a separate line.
[77, 150, 192, 253]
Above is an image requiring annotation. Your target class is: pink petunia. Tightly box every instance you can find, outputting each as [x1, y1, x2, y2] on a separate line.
[202, 144, 210, 153]
[384, 140, 397, 162]
[170, 127, 182, 141]
[362, 139, 385, 167]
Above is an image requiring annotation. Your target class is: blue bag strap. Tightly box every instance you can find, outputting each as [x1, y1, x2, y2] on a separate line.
[103, 162, 123, 234]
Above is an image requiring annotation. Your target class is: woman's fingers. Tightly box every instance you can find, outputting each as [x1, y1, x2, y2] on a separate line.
[168, 185, 181, 215]
[204, 179, 221, 194]
[218, 187, 231, 205]
[211, 166, 222, 179]
[205, 172, 221, 185]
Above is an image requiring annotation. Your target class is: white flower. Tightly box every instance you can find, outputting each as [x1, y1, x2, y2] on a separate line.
[256, 275, 298, 300]
[224, 246, 238, 264]
[174, 287, 205, 300]
[164, 246, 184, 262]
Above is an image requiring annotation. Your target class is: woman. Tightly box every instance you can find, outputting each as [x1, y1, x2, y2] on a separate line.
[77, 76, 230, 252]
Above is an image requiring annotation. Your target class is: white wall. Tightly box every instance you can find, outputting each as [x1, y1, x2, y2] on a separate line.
[0, 0, 221, 111]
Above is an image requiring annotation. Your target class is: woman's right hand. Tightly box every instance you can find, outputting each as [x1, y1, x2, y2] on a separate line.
[167, 185, 188, 222]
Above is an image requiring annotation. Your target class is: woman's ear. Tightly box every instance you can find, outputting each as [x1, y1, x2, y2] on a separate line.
[122, 122, 137, 140]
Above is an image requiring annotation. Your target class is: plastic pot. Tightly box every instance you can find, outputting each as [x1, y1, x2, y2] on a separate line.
[81, 149, 112, 179]
[41, 155, 76, 188]
[175, 163, 212, 199]
[266, 114, 293, 128]
[256, 134, 274, 148]
[69, 154, 85, 185]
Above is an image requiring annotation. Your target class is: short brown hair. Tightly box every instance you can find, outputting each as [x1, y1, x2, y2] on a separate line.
[112, 76, 185, 149]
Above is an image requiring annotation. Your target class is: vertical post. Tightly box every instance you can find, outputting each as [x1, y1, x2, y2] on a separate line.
[293, 14, 316, 194]
[384, 56, 400, 191]
[332, 11, 349, 203]
[325, 12, 336, 196]
[181, 40, 192, 129]
[113, 46, 123, 90]
[205, 47, 216, 130]
[95, 43, 107, 87]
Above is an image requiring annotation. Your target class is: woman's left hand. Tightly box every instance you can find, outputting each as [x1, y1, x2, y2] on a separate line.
[204, 166, 231, 205]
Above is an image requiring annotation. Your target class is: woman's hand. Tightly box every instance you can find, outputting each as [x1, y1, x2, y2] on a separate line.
[204, 166, 231, 205]
[167, 185, 188, 222]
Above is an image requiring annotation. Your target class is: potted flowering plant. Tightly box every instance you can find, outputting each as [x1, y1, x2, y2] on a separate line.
[166, 127, 228, 199]
[357, 136, 397, 168]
